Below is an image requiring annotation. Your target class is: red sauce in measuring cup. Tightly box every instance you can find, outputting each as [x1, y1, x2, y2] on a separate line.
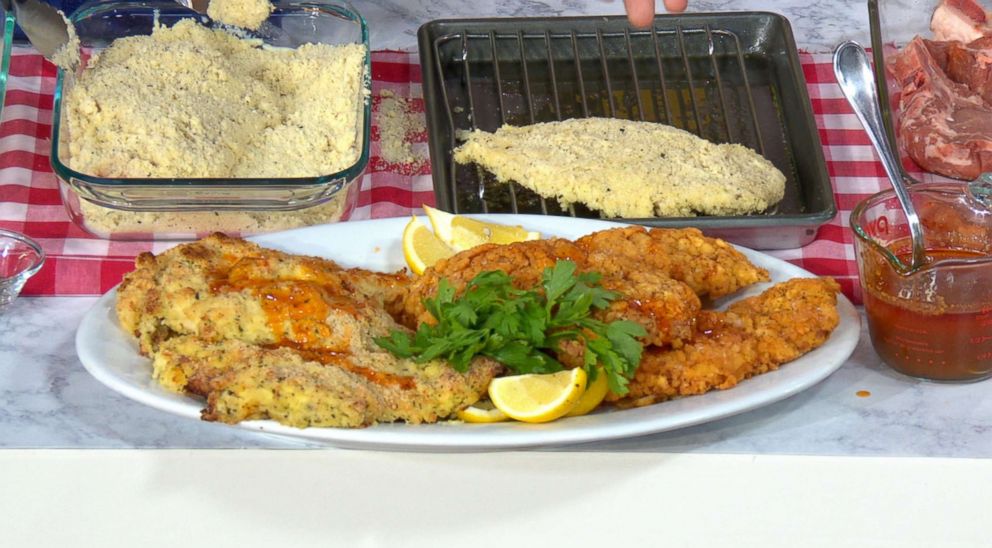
[863, 247, 992, 381]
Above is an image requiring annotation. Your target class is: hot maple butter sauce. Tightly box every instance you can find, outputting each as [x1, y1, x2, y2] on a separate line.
[863, 247, 992, 381]
[210, 258, 416, 390]
[213, 274, 336, 348]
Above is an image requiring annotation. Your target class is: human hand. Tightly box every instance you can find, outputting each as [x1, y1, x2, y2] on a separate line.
[624, 0, 688, 28]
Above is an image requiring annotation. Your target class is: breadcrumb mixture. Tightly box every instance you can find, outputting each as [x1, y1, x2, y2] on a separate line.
[64, 19, 366, 179]
[207, 0, 274, 30]
[453, 118, 786, 218]
[50, 10, 80, 70]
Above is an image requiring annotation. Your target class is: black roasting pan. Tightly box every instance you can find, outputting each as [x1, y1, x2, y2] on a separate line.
[417, 13, 835, 249]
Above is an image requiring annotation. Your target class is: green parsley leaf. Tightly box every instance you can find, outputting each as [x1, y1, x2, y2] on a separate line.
[542, 260, 578, 304]
[488, 341, 562, 374]
[607, 320, 647, 370]
[374, 330, 415, 357]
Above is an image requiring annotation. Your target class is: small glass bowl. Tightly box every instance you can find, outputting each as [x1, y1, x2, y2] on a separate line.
[0, 230, 45, 310]
[51, 0, 371, 240]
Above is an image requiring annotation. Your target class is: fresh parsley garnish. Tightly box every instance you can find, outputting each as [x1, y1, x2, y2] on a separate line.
[375, 260, 646, 396]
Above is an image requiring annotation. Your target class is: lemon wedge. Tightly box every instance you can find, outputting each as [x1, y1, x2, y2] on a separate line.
[424, 205, 541, 251]
[403, 215, 455, 275]
[456, 400, 509, 423]
[565, 368, 609, 417]
[488, 368, 587, 423]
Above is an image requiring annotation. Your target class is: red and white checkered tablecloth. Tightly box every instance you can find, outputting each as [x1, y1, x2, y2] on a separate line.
[0, 49, 899, 303]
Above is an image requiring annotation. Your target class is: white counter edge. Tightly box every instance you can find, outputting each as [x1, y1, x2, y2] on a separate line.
[2, 450, 987, 547]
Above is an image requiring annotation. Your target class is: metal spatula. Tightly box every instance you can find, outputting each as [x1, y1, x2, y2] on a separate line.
[2, 0, 71, 61]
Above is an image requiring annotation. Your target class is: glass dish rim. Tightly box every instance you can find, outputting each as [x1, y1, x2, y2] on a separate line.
[867, 0, 931, 187]
[48, 0, 372, 189]
[850, 181, 992, 274]
[0, 11, 14, 123]
[0, 228, 46, 284]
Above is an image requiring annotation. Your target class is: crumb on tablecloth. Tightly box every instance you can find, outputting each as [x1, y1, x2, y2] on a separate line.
[376, 90, 426, 167]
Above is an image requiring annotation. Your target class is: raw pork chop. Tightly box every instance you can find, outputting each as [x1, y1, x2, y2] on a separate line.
[889, 36, 992, 180]
[945, 35, 992, 104]
[931, 0, 991, 42]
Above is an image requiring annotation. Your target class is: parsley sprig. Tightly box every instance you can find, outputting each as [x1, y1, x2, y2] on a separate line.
[375, 260, 646, 396]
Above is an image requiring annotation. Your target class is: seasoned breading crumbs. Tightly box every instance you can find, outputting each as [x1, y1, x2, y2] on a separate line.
[64, 19, 366, 179]
[207, 0, 274, 30]
[453, 118, 786, 218]
[50, 10, 80, 70]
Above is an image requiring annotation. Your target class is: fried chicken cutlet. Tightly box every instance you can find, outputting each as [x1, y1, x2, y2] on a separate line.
[118, 233, 410, 354]
[153, 336, 498, 427]
[402, 237, 703, 348]
[403, 226, 771, 349]
[117, 233, 501, 428]
[609, 277, 841, 408]
[577, 226, 770, 298]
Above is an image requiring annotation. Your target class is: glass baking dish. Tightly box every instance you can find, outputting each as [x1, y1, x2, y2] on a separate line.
[0, 4, 12, 120]
[51, 0, 371, 239]
[869, 0, 966, 184]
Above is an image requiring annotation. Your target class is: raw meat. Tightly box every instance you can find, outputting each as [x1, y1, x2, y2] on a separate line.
[945, 35, 992, 104]
[889, 36, 992, 180]
[931, 0, 990, 42]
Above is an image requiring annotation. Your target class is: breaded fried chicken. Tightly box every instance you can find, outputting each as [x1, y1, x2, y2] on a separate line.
[118, 227, 824, 428]
[154, 336, 500, 428]
[118, 233, 410, 355]
[406, 237, 587, 301]
[577, 226, 770, 298]
[609, 277, 841, 408]
[118, 233, 502, 428]
[403, 238, 702, 348]
[404, 226, 774, 349]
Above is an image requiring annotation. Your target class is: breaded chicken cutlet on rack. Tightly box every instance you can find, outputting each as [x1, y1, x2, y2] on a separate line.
[116, 226, 840, 429]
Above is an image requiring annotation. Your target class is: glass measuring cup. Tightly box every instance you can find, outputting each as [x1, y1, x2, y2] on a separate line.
[852, 182, 992, 381]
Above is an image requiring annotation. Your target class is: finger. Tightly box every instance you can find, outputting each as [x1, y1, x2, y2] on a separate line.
[624, 0, 656, 28]
[663, 0, 688, 12]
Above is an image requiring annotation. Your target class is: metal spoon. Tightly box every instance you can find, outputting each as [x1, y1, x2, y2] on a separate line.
[833, 40, 926, 270]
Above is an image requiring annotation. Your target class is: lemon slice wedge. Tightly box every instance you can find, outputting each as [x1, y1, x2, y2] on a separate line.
[424, 205, 541, 251]
[488, 368, 587, 423]
[403, 215, 455, 275]
[565, 367, 609, 417]
[456, 400, 509, 423]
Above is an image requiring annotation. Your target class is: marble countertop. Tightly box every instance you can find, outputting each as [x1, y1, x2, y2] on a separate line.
[4, 295, 992, 456]
[360, 0, 871, 52]
[3, 0, 975, 455]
